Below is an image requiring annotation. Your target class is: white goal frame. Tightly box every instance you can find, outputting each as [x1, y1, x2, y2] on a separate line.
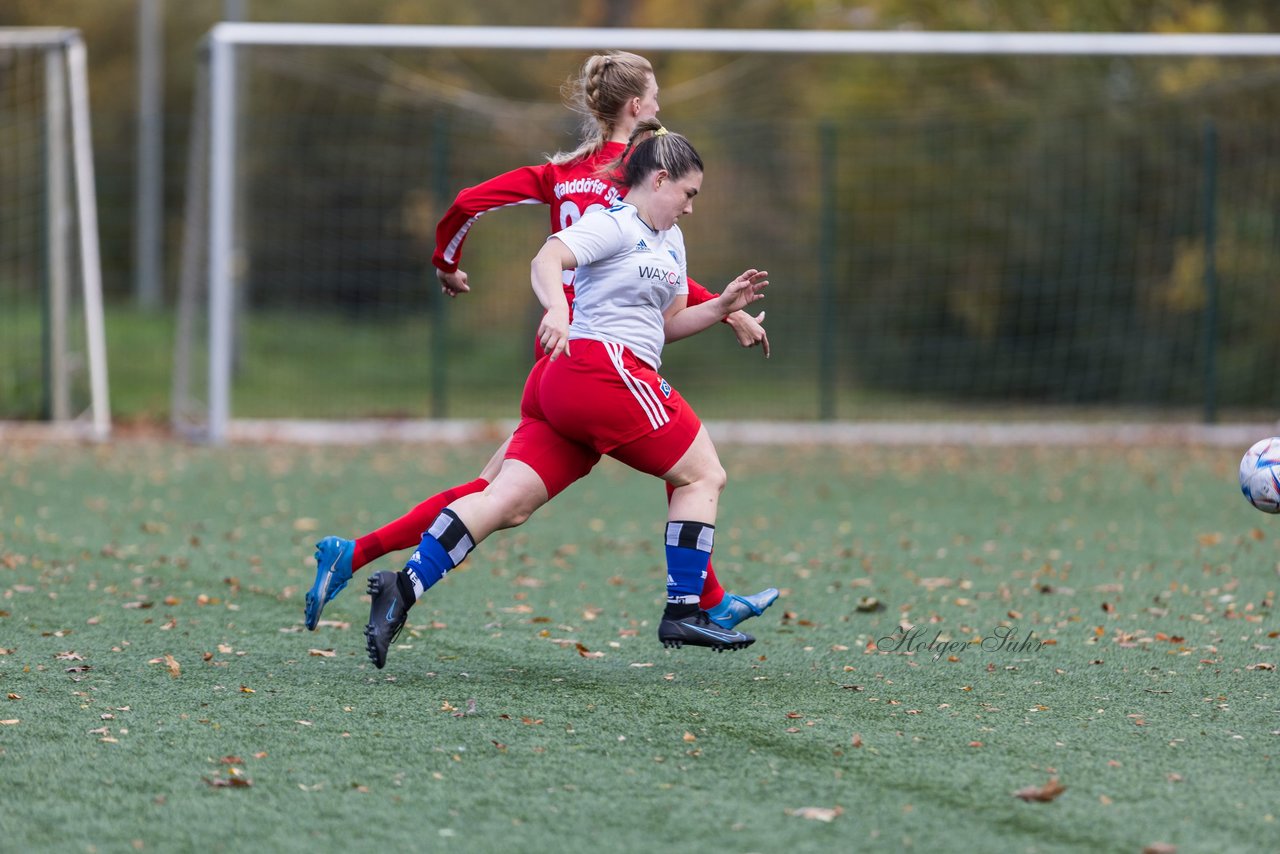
[195, 24, 1280, 445]
[0, 28, 110, 440]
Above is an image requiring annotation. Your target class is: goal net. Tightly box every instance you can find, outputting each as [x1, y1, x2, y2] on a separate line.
[0, 29, 109, 438]
[175, 25, 1280, 443]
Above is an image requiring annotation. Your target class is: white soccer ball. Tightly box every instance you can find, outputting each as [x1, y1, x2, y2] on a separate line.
[1239, 437, 1280, 514]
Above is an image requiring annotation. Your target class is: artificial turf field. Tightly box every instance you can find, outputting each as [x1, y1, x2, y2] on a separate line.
[0, 439, 1276, 853]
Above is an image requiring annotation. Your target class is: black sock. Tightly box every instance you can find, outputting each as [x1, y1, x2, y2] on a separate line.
[394, 568, 418, 606]
[663, 601, 699, 620]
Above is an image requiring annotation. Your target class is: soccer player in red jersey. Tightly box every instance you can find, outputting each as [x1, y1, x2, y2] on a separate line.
[365, 122, 770, 668]
[306, 52, 777, 632]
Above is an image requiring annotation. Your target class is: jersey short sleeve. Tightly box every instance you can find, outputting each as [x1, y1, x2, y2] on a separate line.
[552, 205, 629, 267]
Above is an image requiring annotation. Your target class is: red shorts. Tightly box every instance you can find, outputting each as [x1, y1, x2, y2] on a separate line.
[504, 338, 702, 498]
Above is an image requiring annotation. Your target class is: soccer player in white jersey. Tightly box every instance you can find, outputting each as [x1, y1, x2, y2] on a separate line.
[306, 52, 776, 637]
[365, 121, 770, 668]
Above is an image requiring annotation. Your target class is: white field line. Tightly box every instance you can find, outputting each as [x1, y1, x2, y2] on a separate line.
[226, 419, 1276, 446]
[4, 418, 1276, 446]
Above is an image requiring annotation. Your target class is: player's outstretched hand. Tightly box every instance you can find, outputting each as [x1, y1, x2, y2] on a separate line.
[537, 306, 571, 361]
[437, 267, 471, 297]
[718, 269, 768, 317]
[725, 309, 770, 358]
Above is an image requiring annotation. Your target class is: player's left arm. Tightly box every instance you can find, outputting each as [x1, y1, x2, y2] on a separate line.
[664, 269, 769, 343]
[687, 275, 771, 358]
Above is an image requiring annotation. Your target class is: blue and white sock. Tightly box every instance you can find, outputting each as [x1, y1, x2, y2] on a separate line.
[664, 520, 714, 611]
[400, 508, 475, 601]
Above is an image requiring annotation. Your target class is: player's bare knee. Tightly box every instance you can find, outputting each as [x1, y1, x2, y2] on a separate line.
[504, 493, 545, 528]
[693, 460, 727, 495]
[710, 462, 727, 494]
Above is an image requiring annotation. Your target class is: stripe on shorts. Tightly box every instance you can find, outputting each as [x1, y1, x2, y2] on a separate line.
[604, 341, 668, 431]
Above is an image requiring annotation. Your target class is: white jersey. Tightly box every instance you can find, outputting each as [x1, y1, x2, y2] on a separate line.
[552, 201, 688, 370]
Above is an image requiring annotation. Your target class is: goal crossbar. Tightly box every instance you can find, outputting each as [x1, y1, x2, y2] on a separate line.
[209, 24, 1280, 57]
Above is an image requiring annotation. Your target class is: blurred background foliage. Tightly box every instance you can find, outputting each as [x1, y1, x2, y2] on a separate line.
[4, 0, 1275, 301]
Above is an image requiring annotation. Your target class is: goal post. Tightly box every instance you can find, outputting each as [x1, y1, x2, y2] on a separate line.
[181, 24, 1280, 444]
[0, 28, 110, 440]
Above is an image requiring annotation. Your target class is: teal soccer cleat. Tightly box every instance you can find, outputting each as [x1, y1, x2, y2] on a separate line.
[705, 587, 780, 630]
[305, 536, 354, 630]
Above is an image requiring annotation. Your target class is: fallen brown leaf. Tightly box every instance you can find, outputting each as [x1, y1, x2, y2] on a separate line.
[204, 776, 253, 788]
[1013, 777, 1066, 803]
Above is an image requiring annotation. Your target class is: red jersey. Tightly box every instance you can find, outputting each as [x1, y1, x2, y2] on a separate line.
[433, 141, 717, 306]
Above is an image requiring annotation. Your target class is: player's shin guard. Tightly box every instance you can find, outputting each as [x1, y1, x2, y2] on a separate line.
[401, 508, 476, 601]
[663, 520, 714, 618]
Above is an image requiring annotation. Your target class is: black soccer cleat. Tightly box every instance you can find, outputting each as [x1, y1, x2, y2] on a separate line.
[364, 570, 411, 669]
[658, 610, 755, 652]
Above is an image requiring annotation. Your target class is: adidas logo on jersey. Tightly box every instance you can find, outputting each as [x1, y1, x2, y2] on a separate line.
[635, 239, 650, 251]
